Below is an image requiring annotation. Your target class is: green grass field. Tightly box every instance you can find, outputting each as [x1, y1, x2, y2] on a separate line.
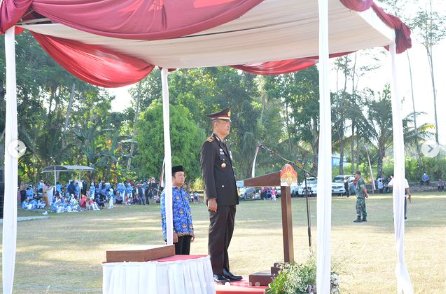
[1, 193, 445, 293]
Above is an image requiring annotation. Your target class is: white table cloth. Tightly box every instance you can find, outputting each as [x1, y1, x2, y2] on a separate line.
[103, 255, 215, 294]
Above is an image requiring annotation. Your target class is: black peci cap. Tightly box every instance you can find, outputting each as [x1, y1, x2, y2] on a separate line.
[172, 165, 184, 174]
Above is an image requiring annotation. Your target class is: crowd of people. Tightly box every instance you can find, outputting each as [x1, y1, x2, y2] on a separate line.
[19, 177, 161, 213]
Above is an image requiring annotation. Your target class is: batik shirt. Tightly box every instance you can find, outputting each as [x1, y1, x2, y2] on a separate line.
[161, 186, 194, 240]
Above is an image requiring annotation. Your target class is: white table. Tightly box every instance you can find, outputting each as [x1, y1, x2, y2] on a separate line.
[103, 255, 215, 294]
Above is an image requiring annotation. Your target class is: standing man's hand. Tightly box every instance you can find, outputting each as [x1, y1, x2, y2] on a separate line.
[173, 232, 178, 243]
[207, 198, 218, 212]
[191, 232, 195, 242]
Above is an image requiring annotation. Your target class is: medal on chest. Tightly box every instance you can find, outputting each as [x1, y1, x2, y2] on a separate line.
[219, 148, 227, 168]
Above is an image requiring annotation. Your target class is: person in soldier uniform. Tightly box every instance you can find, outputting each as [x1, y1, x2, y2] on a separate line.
[200, 107, 242, 283]
[353, 170, 369, 222]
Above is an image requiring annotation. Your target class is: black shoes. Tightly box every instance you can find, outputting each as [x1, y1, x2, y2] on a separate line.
[213, 274, 230, 284]
[353, 217, 367, 223]
[223, 268, 243, 281]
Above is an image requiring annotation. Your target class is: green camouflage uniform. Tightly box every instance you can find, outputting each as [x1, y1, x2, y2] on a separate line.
[355, 178, 367, 219]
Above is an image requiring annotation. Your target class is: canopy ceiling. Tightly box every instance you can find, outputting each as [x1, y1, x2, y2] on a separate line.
[19, 0, 394, 69]
[1, 0, 411, 87]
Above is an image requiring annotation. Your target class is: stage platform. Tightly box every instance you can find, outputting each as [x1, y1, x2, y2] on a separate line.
[215, 278, 267, 294]
[103, 246, 269, 293]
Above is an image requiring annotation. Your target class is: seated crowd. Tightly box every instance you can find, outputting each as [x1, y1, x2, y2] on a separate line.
[20, 177, 161, 213]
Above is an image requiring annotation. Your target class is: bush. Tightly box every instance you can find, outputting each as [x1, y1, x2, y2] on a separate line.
[267, 256, 340, 294]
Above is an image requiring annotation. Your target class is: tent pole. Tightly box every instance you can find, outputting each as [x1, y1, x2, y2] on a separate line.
[3, 27, 18, 294]
[316, 0, 332, 293]
[161, 68, 173, 246]
[389, 42, 413, 294]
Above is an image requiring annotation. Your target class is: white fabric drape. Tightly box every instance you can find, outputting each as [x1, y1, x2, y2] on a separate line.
[251, 145, 260, 178]
[316, 0, 332, 293]
[389, 42, 414, 294]
[161, 68, 173, 246]
[102, 256, 215, 294]
[2, 27, 18, 294]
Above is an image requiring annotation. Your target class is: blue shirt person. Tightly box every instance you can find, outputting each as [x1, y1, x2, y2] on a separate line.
[421, 172, 430, 185]
[56, 182, 62, 196]
[160, 165, 194, 255]
[89, 184, 96, 198]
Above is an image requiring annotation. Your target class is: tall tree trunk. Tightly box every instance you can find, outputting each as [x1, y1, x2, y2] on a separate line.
[407, 52, 423, 169]
[128, 83, 142, 170]
[285, 100, 293, 153]
[311, 117, 319, 174]
[62, 82, 76, 149]
[351, 119, 355, 173]
[426, 46, 439, 143]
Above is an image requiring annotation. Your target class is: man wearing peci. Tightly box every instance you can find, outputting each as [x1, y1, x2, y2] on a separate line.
[160, 165, 195, 255]
[200, 107, 242, 283]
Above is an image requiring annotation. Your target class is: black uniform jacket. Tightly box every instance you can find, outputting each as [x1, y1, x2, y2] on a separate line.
[200, 134, 239, 206]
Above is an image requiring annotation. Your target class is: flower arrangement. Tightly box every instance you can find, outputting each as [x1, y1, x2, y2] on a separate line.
[267, 256, 340, 294]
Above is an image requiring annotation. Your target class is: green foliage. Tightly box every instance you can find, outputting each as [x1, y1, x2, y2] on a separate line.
[267, 257, 340, 294]
[190, 177, 204, 191]
[134, 102, 204, 180]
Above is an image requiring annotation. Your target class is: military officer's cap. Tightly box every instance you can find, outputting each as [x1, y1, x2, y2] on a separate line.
[207, 107, 231, 121]
[172, 165, 184, 174]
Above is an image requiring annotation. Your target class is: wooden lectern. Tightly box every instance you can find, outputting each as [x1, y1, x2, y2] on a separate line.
[243, 166, 296, 286]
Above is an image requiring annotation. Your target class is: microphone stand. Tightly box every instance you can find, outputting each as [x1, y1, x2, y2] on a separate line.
[259, 144, 314, 250]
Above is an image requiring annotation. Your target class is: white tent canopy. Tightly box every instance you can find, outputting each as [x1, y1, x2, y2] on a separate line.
[19, 0, 394, 69]
[41, 165, 94, 173]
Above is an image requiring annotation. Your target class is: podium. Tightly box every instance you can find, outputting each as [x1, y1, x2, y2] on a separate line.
[243, 166, 296, 286]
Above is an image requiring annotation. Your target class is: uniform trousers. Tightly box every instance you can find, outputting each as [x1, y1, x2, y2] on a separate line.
[208, 205, 236, 274]
[175, 235, 192, 255]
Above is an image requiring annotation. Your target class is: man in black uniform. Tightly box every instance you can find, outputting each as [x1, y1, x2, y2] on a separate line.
[200, 107, 242, 283]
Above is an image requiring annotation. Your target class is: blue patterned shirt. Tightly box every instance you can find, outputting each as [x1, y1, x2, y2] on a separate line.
[161, 186, 194, 240]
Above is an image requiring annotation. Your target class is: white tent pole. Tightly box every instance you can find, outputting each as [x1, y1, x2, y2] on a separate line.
[316, 0, 332, 293]
[161, 68, 173, 246]
[3, 27, 18, 294]
[389, 42, 413, 294]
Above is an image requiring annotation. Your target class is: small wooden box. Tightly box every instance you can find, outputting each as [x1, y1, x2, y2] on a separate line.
[249, 270, 274, 286]
[105, 245, 175, 263]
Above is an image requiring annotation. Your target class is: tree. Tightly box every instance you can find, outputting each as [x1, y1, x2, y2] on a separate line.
[134, 102, 204, 180]
[361, 86, 393, 178]
[410, 1, 446, 143]
[264, 67, 320, 173]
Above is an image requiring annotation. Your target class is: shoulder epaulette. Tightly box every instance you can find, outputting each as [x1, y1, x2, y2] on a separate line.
[206, 135, 214, 142]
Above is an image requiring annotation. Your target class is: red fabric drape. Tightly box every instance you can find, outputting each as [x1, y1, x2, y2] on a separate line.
[32, 33, 154, 88]
[233, 53, 350, 75]
[2, 0, 263, 40]
[340, 0, 411, 53]
[372, 4, 412, 54]
[0, 0, 32, 33]
[339, 0, 373, 12]
[232, 59, 317, 75]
